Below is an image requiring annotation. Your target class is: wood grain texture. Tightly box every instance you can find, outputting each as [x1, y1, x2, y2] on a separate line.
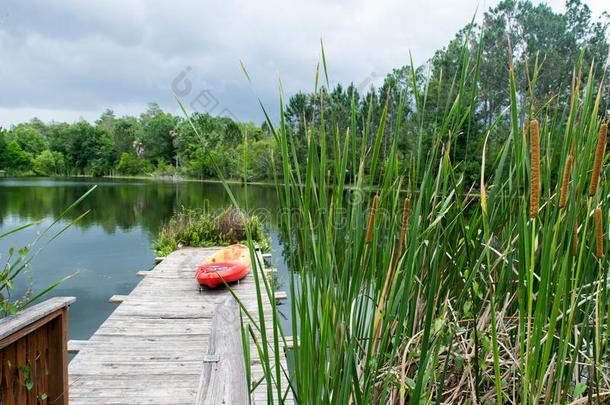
[68, 339, 88, 353]
[0, 296, 75, 341]
[69, 247, 292, 405]
[196, 296, 247, 404]
[0, 298, 73, 405]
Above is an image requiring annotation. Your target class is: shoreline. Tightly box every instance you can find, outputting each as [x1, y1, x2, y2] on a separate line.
[0, 174, 413, 194]
[0, 173, 279, 187]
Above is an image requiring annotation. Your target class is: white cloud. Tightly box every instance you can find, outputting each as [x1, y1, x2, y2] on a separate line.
[0, 0, 606, 126]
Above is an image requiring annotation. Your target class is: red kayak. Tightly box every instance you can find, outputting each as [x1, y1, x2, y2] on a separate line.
[196, 261, 250, 288]
[196, 244, 251, 288]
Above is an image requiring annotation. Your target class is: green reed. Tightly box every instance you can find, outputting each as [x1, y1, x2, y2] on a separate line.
[182, 39, 610, 404]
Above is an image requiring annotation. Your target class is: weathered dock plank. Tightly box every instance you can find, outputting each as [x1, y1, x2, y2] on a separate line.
[275, 291, 288, 301]
[108, 294, 128, 303]
[68, 339, 88, 353]
[68, 247, 292, 404]
[196, 296, 247, 404]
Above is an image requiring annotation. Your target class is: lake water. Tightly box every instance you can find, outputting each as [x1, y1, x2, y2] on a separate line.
[0, 177, 290, 341]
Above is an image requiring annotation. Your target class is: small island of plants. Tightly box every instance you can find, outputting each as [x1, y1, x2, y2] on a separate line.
[153, 206, 270, 256]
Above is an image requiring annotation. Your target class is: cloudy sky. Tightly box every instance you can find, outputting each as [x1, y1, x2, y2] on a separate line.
[0, 0, 607, 126]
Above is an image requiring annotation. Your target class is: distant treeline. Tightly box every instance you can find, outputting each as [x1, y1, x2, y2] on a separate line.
[0, 105, 275, 180]
[1, 0, 607, 184]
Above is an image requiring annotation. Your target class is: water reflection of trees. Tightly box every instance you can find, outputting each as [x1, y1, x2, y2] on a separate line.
[0, 179, 281, 237]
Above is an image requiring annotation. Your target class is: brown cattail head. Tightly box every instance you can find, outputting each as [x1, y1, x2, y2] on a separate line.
[559, 155, 573, 209]
[589, 123, 608, 197]
[366, 194, 380, 244]
[530, 119, 540, 218]
[595, 207, 604, 259]
[572, 223, 579, 256]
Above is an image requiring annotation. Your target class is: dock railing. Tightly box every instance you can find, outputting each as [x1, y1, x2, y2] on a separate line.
[0, 296, 75, 405]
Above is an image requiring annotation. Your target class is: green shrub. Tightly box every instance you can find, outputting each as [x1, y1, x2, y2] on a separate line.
[153, 159, 179, 176]
[233, 138, 276, 181]
[185, 147, 238, 179]
[153, 207, 270, 256]
[116, 152, 153, 175]
[86, 158, 114, 177]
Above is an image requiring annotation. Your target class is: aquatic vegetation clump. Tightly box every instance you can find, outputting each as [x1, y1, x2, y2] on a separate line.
[153, 207, 270, 256]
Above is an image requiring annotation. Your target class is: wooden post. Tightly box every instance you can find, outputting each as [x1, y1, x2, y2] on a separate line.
[0, 297, 75, 405]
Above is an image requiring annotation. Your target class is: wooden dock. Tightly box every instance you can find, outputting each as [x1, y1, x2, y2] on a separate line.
[68, 247, 292, 404]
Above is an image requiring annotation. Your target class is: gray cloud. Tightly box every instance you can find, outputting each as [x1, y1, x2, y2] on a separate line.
[0, 0, 606, 126]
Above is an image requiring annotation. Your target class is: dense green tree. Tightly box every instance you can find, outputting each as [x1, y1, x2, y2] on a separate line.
[46, 122, 70, 155]
[96, 109, 116, 135]
[285, 92, 315, 137]
[241, 122, 265, 142]
[45, 121, 115, 175]
[138, 104, 178, 165]
[6, 124, 48, 155]
[83, 128, 116, 176]
[32, 150, 65, 175]
[223, 118, 242, 146]
[238, 138, 276, 181]
[1, 141, 32, 172]
[173, 112, 251, 177]
[480, 0, 608, 115]
[113, 117, 139, 159]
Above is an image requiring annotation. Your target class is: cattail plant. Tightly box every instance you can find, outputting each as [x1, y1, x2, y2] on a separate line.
[396, 197, 410, 260]
[530, 119, 540, 218]
[373, 196, 412, 354]
[559, 155, 573, 209]
[366, 194, 380, 244]
[572, 223, 579, 257]
[589, 123, 607, 197]
[202, 44, 610, 405]
[595, 207, 603, 259]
